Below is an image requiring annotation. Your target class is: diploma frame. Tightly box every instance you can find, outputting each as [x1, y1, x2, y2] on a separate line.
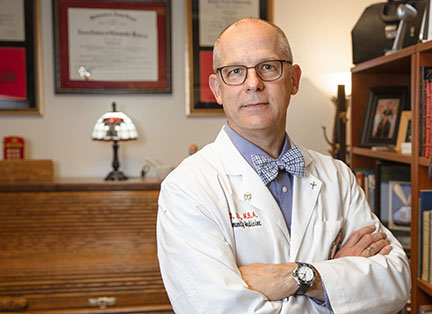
[53, 0, 171, 94]
[185, 0, 272, 116]
[0, 0, 43, 115]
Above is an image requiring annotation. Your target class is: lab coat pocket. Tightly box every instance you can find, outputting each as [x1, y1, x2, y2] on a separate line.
[312, 219, 344, 261]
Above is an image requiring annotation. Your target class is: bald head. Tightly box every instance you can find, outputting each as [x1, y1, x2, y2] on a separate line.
[212, 18, 293, 72]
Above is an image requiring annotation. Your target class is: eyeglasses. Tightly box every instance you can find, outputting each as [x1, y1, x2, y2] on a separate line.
[216, 60, 292, 86]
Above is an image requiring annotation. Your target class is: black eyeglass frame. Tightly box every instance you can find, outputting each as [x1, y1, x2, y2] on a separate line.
[216, 59, 293, 86]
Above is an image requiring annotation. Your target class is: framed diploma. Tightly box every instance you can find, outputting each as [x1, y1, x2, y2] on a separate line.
[0, 0, 43, 114]
[53, 0, 171, 93]
[185, 0, 272, 116]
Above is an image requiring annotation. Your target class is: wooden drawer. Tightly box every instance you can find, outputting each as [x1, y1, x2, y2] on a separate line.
[0, 180, 171, 313]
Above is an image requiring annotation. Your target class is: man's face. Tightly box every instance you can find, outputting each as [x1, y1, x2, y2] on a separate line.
[209, 21, 301, 138]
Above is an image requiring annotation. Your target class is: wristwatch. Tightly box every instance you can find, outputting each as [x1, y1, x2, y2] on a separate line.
[292, 262, 315, 295]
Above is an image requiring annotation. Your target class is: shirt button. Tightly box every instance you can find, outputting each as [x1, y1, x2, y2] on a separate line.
[282, 186, 288, 193]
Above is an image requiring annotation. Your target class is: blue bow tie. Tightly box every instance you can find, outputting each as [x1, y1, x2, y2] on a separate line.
[251, 146, 305, 185]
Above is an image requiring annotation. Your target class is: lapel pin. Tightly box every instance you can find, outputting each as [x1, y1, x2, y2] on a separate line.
[310, 182, 317, 189]
[244, 192, 252, 202]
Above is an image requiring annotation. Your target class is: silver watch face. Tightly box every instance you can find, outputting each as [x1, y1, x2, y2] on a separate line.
[298, 266, 314, 283]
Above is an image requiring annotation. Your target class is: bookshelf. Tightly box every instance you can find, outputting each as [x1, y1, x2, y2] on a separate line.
[350, 40, 432, 314]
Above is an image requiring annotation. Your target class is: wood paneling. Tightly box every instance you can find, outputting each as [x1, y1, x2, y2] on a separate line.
[0, 160, 53, 183]
[0, 179, 172, 313]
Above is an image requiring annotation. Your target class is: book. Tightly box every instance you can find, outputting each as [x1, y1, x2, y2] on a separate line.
[354, 168, 374, 189]
[419, 190, 432, 279]
[426, 81, 432, 158]
[354, 169, 375, 212]
[420, 304, 432, 314]
[422, 210, 432, 282]
[420, 67, 432, 157]
[366, 172, 376, 213]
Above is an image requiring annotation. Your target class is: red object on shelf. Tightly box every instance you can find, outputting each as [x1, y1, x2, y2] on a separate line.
[3, 136, 24, 160]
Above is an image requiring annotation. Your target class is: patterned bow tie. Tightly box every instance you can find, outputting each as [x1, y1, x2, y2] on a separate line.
[251, 146, 305, 185]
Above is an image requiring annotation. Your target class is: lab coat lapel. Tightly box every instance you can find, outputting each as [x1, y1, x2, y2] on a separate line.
[214, 129, 291, 242]
[238, 167, 291, 242]
[290, 148, 322, 261]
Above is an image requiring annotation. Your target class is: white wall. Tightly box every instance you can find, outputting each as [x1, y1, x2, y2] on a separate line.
[0, 0, 377, 179]
[276, 0, 377, 153]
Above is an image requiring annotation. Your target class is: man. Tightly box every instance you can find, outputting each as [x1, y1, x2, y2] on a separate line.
[157, 18, 410, 313]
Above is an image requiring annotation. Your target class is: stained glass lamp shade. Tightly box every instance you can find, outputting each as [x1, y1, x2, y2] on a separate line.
[92, 102, 138, 180]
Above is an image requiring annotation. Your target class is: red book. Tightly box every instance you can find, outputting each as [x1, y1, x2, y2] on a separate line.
[3, 136, 24, 159]
[426, 80, 432, 158]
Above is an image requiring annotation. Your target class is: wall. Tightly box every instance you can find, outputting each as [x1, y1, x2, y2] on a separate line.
[0, 0, 377, 179]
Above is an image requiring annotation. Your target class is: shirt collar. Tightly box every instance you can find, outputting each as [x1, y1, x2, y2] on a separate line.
[223, 122, 291, 168]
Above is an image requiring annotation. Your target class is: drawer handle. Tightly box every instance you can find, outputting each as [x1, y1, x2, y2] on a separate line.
[0, 296, 27, 311]
[88, 296, 117, 309]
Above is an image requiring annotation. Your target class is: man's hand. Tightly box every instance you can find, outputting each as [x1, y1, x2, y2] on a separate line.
[335, 224, 392, 258]
[239, 263, 324, 301]
[239, 263, 297, 300]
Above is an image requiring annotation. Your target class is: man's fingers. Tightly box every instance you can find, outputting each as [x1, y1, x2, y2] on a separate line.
[378, 244, 392, 256]
[356, 231, 387, 253]
[344, 224, 376, 246]
[361, 241, 392, 258]
[373, 239, 391, 252]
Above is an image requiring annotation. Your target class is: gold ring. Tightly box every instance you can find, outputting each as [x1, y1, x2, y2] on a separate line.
[367, 247, 376, 256]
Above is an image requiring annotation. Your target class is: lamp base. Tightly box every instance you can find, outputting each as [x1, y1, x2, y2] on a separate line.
[105, 169, 128, 181]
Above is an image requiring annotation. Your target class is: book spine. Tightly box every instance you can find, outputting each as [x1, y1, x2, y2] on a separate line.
[419, 190, 432, 279]
[426, 80, 432, 158]
[355, 171, 365, 189]
[424, 80, 432, 158]
[421, 67, 426, 157]
[430, 210, 432, 283]
[422, 210, 430, 281]
[419, 304, 432, 313]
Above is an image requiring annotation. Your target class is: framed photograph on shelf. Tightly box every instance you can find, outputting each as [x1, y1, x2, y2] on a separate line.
[396, 110, 412, 153]
[53, 0, 171, 94]
[185, 0, 272, 116]
[358, 86, 409, 147]
[0, 0, 43, 115]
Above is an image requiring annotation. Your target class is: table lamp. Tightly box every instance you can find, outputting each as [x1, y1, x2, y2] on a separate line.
[92, 102, 138, 180]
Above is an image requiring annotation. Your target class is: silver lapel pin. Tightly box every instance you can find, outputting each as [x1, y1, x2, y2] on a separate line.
[310, 182, 317, 189]
[244, 192, 252, 202]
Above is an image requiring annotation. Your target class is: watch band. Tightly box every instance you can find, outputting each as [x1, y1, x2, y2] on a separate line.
[295, 283, 310, 295]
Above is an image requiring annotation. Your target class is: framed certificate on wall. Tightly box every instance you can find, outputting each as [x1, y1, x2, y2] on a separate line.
[185, 0, 272, 116]
[0, 0, 43, 115]
[53, 0, 172, 94]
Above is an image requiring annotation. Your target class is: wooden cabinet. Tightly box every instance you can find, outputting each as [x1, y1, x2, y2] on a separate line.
[351, 41, 432, 314]
[0, 179, 172, 313]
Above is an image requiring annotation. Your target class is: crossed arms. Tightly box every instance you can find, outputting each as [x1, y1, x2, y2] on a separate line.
[239, 224, 392, 301]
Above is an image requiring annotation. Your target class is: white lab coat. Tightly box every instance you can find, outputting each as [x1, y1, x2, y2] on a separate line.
[157, 127, 410, 314]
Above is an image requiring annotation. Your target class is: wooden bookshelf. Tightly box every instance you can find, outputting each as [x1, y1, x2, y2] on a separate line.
[350, 41, 432, 314]
[351, 147, 412, 164]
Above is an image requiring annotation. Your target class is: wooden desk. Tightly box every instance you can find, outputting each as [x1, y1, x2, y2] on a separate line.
[0, 179, 172, 313]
